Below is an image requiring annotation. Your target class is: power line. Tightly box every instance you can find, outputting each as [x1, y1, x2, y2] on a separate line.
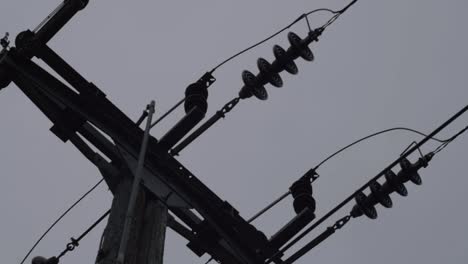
[19, 179, 104, 264]
[433, 125, 468, 154]
[265, 105, 468, 263]
[202, 125, 453, 264]
[151, 4, 353, 130]
[210, 8, 338, 73]
[313, 127, 449, 170]
[56, 209, 111, 260]
[172, 1, 364, 153]
[281, 125, 468, 264]
[242, 127, 450, 220]
[209, 0, 360, 74]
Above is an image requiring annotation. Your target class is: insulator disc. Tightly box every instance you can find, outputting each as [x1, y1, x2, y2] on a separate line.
[239, 72, 254, 99]
[355, 192, 366, 208]
[253, 86, 268, 101]
[366, 206, 378, 220]
[400, 158, 422, 185]
[370, 181, 393, 208]
[385, 170, 408, 197]
[242, 70, 257, 87]
[273, 45, 298, 75]
[355, 192, 377, 219]
[400, 158, 412, 170]
[241, 70, 268, 101]
[288, 32, 314, 61]
[238, 86, 252, 99]
[410, 172, 422, 185]
[257, 58, 283, 87]
[270, 73, 283, 88]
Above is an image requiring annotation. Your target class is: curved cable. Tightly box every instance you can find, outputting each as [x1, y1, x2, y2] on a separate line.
[433, 125, 468, 154]
[247, 127, 448, 219]
[155, 1, 359, 129]
[203, 126, 448, 264]
[19, 179, 104, 264]
[210, 8, 337, 73]
[313, 127, 449, 171]
[446, 125, 468, 142]
[266, 106, 468, 263]
[317, 0, 358, 31]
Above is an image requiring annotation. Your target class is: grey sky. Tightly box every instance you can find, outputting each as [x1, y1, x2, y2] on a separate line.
[0, 1, 467, 264]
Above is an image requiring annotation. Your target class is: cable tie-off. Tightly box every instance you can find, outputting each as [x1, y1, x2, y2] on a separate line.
[333, 215, 351, 230]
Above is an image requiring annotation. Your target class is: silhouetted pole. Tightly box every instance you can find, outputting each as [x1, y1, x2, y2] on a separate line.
[95, 182, 167, 264]
[96, 102, 168, 264]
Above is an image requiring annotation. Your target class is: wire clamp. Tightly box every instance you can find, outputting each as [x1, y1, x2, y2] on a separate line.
[333, 215, 351, 230]
[303, 168, 319, 182]
[67, 237, 79, 251]
[308, 28, 323, 42]
[199, 72, 216, 87]
[221, 97, 240, 115]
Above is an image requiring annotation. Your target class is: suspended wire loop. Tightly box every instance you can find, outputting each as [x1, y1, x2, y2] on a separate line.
[281, 122, 468, 264]
[265, 105, 468, 264]
[432, 125, 468, 154]
[204, 125, 453, 264]
[313, 127, 450, 171]
[304, 15, 313, 32]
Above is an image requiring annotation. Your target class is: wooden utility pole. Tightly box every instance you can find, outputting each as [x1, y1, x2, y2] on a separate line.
[0, 2, 329, 264]
[96, 102, 168, 264]
[96, 179, 168, 264]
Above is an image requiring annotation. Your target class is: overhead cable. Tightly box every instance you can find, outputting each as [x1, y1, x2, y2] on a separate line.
[265, 105, 468, 263]
[152, 1, 359, 129]
[20, 179, 104, 264]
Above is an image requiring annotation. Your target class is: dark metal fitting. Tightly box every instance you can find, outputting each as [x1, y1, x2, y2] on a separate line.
[333, 215, 351, 230]
[303, 168, 319, 181]
[15, 30, 38, 57]
[0, 32, 10, 48]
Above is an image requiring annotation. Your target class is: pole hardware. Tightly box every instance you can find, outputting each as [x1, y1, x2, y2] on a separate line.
[239, 29, 322, 101]
[116, 101, 156, 264]
[2, 1, 467, 264]
[350, 153, 433, 219]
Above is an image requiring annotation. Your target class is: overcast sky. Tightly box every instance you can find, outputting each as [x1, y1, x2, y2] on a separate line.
[0, 1, 467, 264]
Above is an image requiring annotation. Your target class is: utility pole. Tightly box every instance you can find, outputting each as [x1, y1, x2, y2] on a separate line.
[0, 2, 174, 264]
[3, 1, 467, 264]
[96, 180, 168, 264]
[96, 101, 168, 264]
